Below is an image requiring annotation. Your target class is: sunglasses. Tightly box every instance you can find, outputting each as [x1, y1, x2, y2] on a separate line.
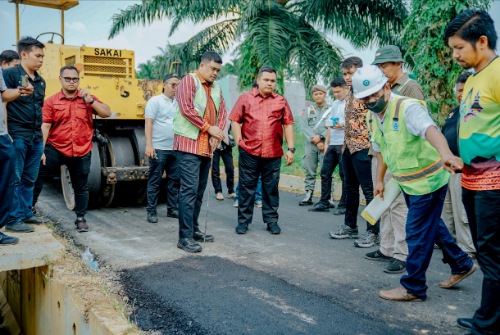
[62, 77, 80, 83]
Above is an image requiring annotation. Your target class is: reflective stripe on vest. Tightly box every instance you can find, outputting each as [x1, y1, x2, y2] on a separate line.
[394, 158, 443, 183]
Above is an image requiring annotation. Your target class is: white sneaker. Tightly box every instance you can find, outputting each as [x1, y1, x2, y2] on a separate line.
[255, 200, 262, 208]
[233, 200, 239, 208]
[215, 192, 224, 201]
[227, 192, 236, 199]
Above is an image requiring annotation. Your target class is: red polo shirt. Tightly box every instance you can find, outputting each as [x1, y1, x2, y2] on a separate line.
[229, 88, 294, 158]
[43, 90, 101, 157]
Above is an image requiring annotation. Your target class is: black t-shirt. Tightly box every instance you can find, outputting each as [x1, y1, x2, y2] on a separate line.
[441, 106, 460, 156]
[2, 64, 45, 141]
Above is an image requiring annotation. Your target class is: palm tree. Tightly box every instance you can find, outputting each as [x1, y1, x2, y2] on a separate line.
[110, 0, 408, 92]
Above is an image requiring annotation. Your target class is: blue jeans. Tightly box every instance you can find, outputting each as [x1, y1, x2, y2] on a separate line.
[0, 135, 15, 229]
[235, 178, 262, 203]
[400, 185, 473, 299]
[9, 138, 43, 225]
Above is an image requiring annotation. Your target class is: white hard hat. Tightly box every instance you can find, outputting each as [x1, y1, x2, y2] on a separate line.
[352, 65, 388, 99]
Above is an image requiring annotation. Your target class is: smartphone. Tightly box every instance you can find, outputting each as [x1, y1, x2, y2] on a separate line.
[20, 75, 29, 88]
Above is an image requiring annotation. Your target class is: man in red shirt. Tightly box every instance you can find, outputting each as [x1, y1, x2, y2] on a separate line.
[33, 65, 111, 232]
[230, 66, 295, 235]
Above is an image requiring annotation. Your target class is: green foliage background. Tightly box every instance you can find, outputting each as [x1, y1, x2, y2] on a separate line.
[402, 0, 492, 124]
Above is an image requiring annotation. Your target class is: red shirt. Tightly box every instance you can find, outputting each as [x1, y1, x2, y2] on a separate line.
[229, 88, 294, 158]
[173, 72, 227, 157]
[43, 90, 100, 157]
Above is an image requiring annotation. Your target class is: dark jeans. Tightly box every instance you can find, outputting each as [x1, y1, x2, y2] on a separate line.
[33, 144, 91, 217]
[462, 188, 500, 335]
[342, 147, 376, 233]
[176, 151, 211, 239]
[320, 145, 346, 207]
[9, 137, 43, 224]
[400, 185, 473, 299]
[146, 149, 179, 214]
[0, 135, 15, 229]
[235, 179, 262, 202]
[238, 148, 281, 225]
[211, 145, 234, 194]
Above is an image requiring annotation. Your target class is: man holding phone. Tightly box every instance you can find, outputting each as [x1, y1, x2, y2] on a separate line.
[2, 36, 45, 233]
[32, 65, 111, 232]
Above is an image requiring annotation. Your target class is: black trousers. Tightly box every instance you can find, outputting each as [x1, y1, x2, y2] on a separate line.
[462, 188, 500, 335]
[146, 149, 179, 214]
[211, 145, 235, 194]
[0, 135, 15, 229]
[238, 147, 281, 226]
[176, 151, 211, 239]
[33, 144, 91, 217]
[342, 147, 376, 233]
[320, 145, 346, 207]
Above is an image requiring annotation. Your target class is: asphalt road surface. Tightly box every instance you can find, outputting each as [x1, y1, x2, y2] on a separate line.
[36, 183, 480, 335]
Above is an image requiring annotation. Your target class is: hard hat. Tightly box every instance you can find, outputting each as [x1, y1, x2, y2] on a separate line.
[352, 65, 388, 99]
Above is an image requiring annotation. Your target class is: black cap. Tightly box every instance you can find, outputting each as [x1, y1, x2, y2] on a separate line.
[163, 73, 178, 82]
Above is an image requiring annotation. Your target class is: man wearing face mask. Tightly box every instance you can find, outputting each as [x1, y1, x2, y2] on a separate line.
[353, 65, 476, 302]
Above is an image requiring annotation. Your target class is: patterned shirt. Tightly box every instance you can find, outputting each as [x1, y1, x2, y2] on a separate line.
[173, 71, 227, 157]
[229, 88, 294, 158]
[391, 73, 425, 101]
[343, 89, 370, 154]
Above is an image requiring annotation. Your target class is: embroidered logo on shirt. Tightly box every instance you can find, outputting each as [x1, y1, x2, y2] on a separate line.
[363, 80, 370, 87]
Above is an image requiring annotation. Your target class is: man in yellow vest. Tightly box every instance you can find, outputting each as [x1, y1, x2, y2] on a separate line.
[352, 65, 477, 301]
[173, 51, 227, 253]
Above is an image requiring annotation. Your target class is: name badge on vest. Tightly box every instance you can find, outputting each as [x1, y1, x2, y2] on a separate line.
[393, 121, 399, 131]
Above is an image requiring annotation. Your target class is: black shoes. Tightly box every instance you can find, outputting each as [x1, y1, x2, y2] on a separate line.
[384, 259, 406, 274]
[75, 217, 89, 232]
[147, 212, 158, 223]
[177, 238, 202, 253]
[267, 222, 281, 234]
[0, 232, 19, 245]
[308, 202, 330, 212]
[457, 318, 473, 330]
[333, 207, 346, 215]
[23, 215, 43, 224]
[167, 208, 179, 218]
[235, 223, 249, 234]
[5, 221, 34, 233]
[193, 231, 214, 242]
[365, 249, 392, 262]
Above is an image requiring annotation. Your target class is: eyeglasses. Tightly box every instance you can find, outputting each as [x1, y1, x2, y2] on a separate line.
[168, 83, 179, 88]
[62, 77, 80, 83]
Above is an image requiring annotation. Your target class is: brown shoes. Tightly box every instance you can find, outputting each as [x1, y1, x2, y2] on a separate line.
[379, 286, 423, 301]
[439, 264, 478, 289]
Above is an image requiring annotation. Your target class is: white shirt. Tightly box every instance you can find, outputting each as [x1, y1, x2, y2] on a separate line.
[325, 99, 346, 146]
[371, 93, 437, 152]
[145, 94, 177, 150]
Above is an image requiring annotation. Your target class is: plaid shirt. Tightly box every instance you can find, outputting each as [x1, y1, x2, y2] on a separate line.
[229, 88, 294, 158]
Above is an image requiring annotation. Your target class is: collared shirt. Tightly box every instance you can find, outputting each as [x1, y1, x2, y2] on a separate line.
[43, 90, 102, 157]
[298, 103, 329, 142]
[391, 73, 425, 100]
[229, 88, 294, 158]
[145, 93, 176, 150]
[0, 68, 7, 135]
[371, 93, 437, 152]
[2, 64, 45, 141]
[173, 71, 227, 157]
[325, 99, 346, 146]
[343, 89, 370, 153]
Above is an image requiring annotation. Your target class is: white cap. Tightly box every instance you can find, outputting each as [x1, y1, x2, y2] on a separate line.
[352, 65, 388, 99]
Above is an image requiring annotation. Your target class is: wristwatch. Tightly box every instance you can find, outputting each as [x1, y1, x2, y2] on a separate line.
[320, 135, 325, 141]
[287, 148, 296, 153]
[89, 98, 95, 105]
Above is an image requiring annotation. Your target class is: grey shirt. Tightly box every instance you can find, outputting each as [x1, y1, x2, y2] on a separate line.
[0, 68, 7, 135]
[299, 103, 330, 142]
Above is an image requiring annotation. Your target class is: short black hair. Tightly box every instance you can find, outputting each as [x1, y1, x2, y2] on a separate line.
[201, 51, 223, 64]
[330, 77, 347, 88]
[163, 73, 179, 82]
[341, 56, 363, 70]
[257, 66, 277, 78]
[17, 36, 45, 54]
[456, 71, 472, 85]
[0, 50, 20, 63]
[444, 9, 497, 50]
[59, 65, 79, 76]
